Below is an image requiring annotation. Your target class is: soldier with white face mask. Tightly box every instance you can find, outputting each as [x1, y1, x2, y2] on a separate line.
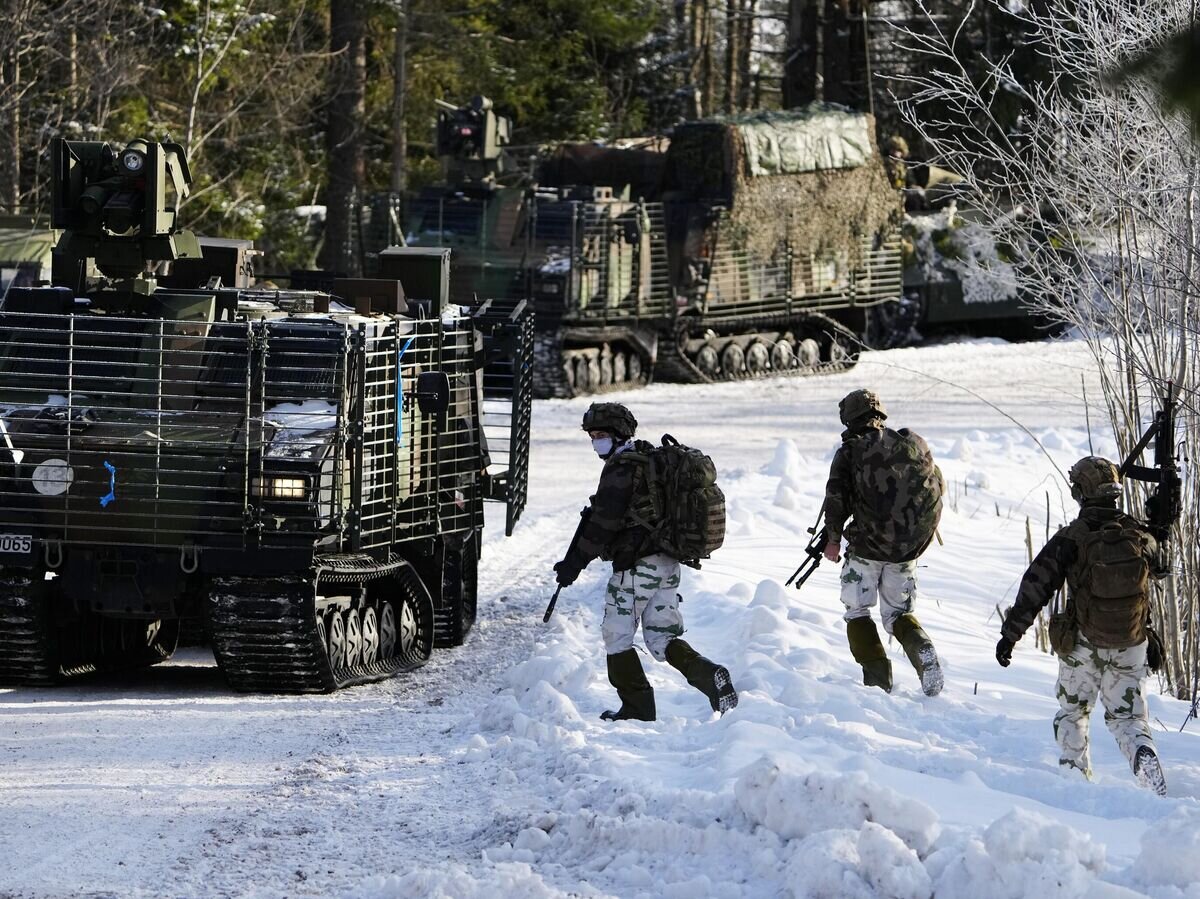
[553, 402, 737, 722]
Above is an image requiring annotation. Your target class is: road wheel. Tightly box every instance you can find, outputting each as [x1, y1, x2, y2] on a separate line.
[361, 606, 380, 665]
[612, 352, 627, 384]
[797, 338, 821, 369]
[720, 342, 746, 377]
[327, 611, 347, 670]
[770, 339, 795, 371]
[599, 353, 613, 387]
[746, 342, 770, 374]
[627, 352, 643, 383]
[378, 602, 397, 661]
[344, 608, 362, 669]
[695, 343, 720, 377]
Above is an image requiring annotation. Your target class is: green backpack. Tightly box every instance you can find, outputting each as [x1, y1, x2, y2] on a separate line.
[849, 427, 944, 555]
[1068, 519, 1153, 648]
[627, 435, 726, 565]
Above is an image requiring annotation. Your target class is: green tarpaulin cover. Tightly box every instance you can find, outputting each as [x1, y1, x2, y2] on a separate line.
[734, 106, 874, 177]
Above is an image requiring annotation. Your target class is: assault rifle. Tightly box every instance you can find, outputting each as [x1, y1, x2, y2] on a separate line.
[786, 505, 828, 590]
[543, 506, 592, 622]
[1118, 382, 1182, 560]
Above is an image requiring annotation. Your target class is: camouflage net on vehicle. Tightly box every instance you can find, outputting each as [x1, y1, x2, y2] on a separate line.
[727, 157, 901, 261]
[665, 107, 902, 263]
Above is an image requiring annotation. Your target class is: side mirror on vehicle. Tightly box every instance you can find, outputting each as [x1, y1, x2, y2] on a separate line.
[416, 371, 451, 416]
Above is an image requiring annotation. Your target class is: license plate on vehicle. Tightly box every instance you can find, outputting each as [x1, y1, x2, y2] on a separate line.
[0, 534, 32, 555]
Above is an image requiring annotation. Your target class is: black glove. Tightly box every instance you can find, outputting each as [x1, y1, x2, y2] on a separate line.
[1146, 626, 1165, 673]
[553, 560, 580, 587]
[995, 636, 1015, 668]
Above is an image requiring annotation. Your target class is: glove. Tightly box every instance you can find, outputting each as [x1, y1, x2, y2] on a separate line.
[553, 560, 580, 588]
[995, 636, 1015, 668]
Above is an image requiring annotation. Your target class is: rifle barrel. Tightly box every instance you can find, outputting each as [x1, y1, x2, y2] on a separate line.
[543, 585, 563, 623]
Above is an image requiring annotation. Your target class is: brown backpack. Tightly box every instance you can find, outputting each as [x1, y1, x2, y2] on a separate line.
[1068, 519, 1153, 648]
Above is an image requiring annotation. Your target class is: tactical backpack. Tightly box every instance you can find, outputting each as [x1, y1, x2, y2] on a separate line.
[849, 427, 943, 553]
[627, 435, 725, 566]
[1067, 519, 1153, 649]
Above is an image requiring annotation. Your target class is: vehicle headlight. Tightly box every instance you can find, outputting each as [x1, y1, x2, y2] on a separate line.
[251, 475, 309, 501]
[121, 149, 145, 173]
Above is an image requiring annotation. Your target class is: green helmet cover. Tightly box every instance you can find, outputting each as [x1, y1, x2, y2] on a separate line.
[1069, 456, 1122, 502]
[839, 389, 888, 427]
[581, 402, 637, 439]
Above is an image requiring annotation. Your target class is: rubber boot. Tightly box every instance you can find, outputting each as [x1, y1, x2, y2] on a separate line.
[846, 617, 892, 692]
[1134, 746, 1167, 797]
[892, 613, 943, 697]
[665, 639, 738, 714]
[600, 649, 656, 722]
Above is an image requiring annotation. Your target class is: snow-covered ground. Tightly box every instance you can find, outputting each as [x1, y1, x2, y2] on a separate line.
[2, 337, 1199, 899]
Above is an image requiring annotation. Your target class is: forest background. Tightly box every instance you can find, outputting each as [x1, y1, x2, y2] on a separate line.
[0, 0, 1041, 275]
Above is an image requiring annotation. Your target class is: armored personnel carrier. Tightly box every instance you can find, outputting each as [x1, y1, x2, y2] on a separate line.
[398, 100, 902, 397]
[0, 137, 532, 693]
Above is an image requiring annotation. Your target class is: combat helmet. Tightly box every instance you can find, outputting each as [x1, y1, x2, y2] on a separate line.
[582, 402, 637, 440]
[839, 389, 887, 427]
[1068, 456, 1122, 503]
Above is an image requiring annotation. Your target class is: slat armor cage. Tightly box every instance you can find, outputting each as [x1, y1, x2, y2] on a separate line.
[0, 306, 529, 556]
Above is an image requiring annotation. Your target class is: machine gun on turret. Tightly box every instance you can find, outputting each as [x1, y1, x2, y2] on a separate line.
[434, 95, 512, 185]
[48, 137, 201, 297]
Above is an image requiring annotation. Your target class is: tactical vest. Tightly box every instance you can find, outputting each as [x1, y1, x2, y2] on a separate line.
[1065, 518, 1153, 648]
[847, 426, 943, 561]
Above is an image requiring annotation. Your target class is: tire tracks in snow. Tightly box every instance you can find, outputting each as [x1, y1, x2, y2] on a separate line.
[165, 505, 580, 897]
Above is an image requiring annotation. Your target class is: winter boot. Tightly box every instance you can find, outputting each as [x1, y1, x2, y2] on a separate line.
[1058, 758, 1094, 781]
[892, 613, 943, 697]
[600, 649, 656, 722]
[1134, 746, 1167, 797]
[665, 639, 738, 714]
[846, 617, 892, 692]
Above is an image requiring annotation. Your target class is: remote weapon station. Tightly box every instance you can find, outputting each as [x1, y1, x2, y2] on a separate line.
[0, 138, 532, 693]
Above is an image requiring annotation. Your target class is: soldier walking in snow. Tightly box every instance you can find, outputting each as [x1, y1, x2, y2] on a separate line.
[553, 402, 738, 722]
[822, 389, 946, 696]
[995, 456, 1167, 796]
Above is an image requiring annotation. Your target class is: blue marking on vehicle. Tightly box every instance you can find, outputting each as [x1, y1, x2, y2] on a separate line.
[100, 460, 116, 508]
[396, 336, 416, 446]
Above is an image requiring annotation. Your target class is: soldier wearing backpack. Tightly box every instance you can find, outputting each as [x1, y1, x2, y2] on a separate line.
[823, 389, 946, 696]
[995, 456, 1167, 796]
[552, 402, 738, 722]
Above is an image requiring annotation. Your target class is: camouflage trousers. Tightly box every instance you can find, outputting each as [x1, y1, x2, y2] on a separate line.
[603, 553, 685, 661]
[1054, 639, 1155, 775]
[839, 554, 918, 635]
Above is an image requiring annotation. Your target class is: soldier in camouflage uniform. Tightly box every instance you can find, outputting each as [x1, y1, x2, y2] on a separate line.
[996, 456, 1167, 796]
[823, 389, 946, 695]
[553, 402, 738, 722]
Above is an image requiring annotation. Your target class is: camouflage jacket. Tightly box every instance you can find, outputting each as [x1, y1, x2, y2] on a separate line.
[564, 439, 657, 573]
[824, 423, 944, 563]
[1001, 505, 1159, 645]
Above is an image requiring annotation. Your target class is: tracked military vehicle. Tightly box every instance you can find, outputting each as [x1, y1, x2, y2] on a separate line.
[0, 137, 532, 693]
[395, 99, 902, 397]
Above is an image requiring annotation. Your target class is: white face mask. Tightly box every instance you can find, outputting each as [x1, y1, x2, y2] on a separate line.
[591, 437, 614, 458]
